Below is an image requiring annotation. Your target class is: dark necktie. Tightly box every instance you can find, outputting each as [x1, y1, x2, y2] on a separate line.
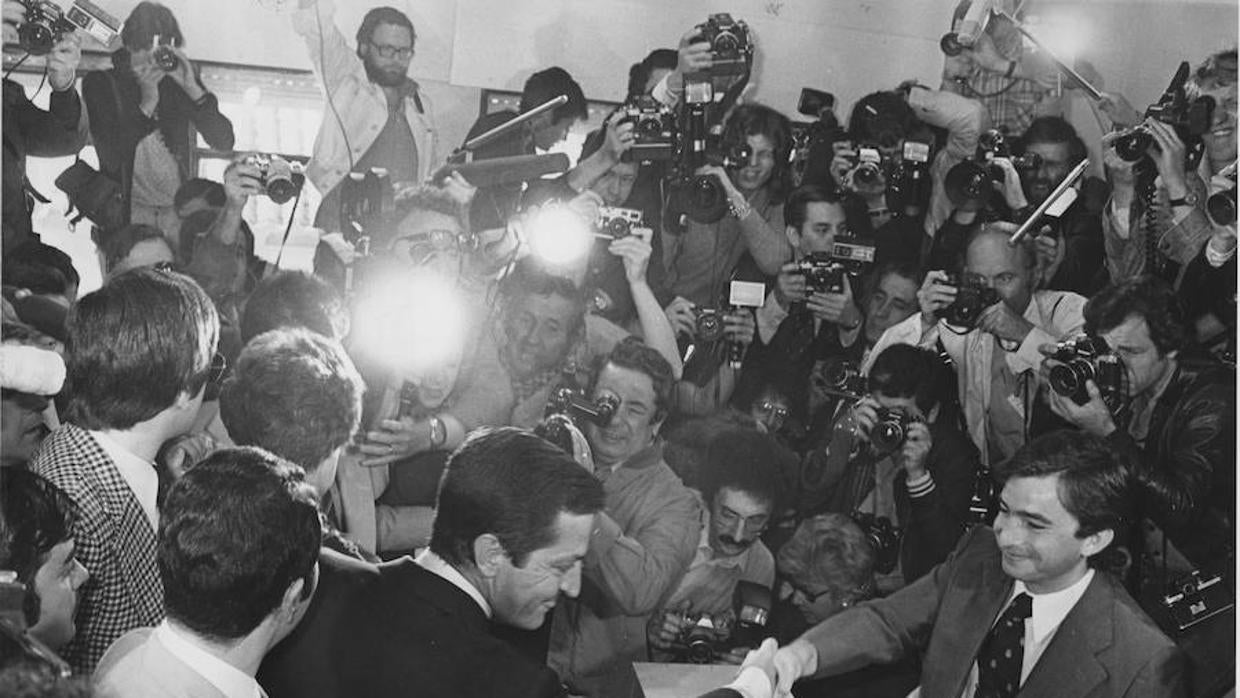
[976, 592, 1033, 698]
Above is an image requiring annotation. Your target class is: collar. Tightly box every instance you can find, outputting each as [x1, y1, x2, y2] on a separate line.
[1011, 568, 1095, 646]
[416, 549, 492, 619]
[604, 439, 665, 473]
[89, 429, 159, 528]
[154, 621, 263, 698]
[1144, 357, 1179, 406]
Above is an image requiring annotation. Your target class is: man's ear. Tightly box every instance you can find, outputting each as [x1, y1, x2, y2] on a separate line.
[785, 225, 801, 251]
[1080, 528, 1114, 559]
[278, 577, 307, 623]
[472, 534, 507, 578]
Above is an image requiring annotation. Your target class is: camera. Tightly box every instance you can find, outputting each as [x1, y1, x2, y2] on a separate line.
[16, 0, 76, 56]
[1162, 569, 1234, 631]
[692, 13, 753, 77]
[1113, 62, 1215, 163]
[835, 142, 884, 191]
[545, 386, 620, 428]
[244, 154, 305, 205]
[1046, 335, 1127, 410]
[975, 129, 1042, 181]
[795, 237, 876, 295]
[791, 88, 847, 190]
[693, 307, 726, 343]
[819, 358, 866, 400]
[870, 407, 919, 453]
[597, 206, 643, 239]
[671, 580, 771, 664]
[152, 33, 180, 72]
[619, 96, 676, 162]
[937, 273, 1000, 329]
[851, 511, 901, 575]
[885, 141, 932, 215]
[65, 0, 121, 47]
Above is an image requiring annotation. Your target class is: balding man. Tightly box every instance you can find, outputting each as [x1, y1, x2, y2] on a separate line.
[867, 223, 1085, 466]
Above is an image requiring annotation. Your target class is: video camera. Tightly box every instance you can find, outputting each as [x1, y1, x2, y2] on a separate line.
[15, 0, 75, 56]
[1113, 62, 1215, 163]
[619, 96, 677, 162]
[851, 511, 901, 575]
[937, 273, 1000, 329]
[794, 238, 876, 295]
[1046, 335, 1127, 411]
[244, 154, 305, 205]
[670, 580, 772, 664]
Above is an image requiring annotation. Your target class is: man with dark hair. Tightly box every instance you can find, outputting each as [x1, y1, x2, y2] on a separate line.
[239, 271, 348, 345]
[218, 328, 364, 549]
[31, 267, 220, 673]
[99, 223, 176, 279]
[329, 427, 604, 697]
[874, 223, 1086, 467]
[806, 343, 979, 588]
[549, 338, 702, 696]
[627, 49, 678, 100]
[648, 429, 782, 663]
[1044, 275, 1235, 580]
[93, 447, 321, 697]
[772, 430, 1185, 697]
[0, 468, 89, 661]
[293, 0, 436, 232]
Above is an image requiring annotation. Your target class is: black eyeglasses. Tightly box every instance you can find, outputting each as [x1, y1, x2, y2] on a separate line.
[368, 41, 414, 60]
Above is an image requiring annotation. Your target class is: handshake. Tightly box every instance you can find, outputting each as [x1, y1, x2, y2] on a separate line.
[715, 638, 820, 698]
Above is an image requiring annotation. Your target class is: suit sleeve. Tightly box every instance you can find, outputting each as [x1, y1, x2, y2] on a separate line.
[10, 83, 85, 158]
[180, 78, 235, 152]
[82, 71, 155, 174]
[585, 486, 702, 615]
[1123, 643, 1188, 698]
[900, 429, 980, 582]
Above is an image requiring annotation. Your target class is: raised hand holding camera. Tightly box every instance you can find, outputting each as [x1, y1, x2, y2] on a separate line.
[805, 273, 861, 328]
[46, 30, 80, 91]
[608, 226, 653, 285]
[917, 270, 958, 327]
[774, 261, 808, 309]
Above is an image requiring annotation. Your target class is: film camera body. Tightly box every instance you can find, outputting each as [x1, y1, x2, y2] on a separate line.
[1046, 335, 1127, 410]
[1114, 62, 1215, 163]
[693, 12, 752, 78]
[1208, 167, 1237, 228]
[243, 154, 305, 205]
[536, 384, 620, 456]
[870, 407, 921, 454]
[937, 273, 1000, 329]
[619, 96, 676, 162]
[851, 511, 902, 575]
[16, 0, 76, 56]
[944, 129, 1041, 209]
[795, 240, 876, 295]
[597, 206, 643, 239]
[152, 33, 181, 71]
[670, 580, 772, 664]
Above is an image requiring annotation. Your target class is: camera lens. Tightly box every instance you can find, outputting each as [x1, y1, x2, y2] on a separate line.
[17, 22, 55, 56]
[606, 217, 631, 238]
[154, 46, 180, 71]
[1049, 361, 1093, 405]
[871, 416, 906, 453]
[695, 311, 725, 343]
[854, 162, 881, 185]
[1114, 129, 1153, 162]
[713, 32, 739, 55]
[1208, 188, 1237, 227]
[687, 175, 729, 224]
[266, 176, 299, 205]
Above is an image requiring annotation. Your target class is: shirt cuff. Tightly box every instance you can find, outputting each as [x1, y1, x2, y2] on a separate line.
[725, 666, 773, 698]
[906, 471, 936, 498]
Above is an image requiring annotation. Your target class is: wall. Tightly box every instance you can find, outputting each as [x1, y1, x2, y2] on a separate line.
[85, 0, 1238, 151]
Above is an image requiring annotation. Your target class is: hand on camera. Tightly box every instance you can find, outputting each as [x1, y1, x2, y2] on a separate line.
[806, 275, 861, 328]
[1034, 228, 1064, 286]
[160, 432, 217, 481]
[609, 227, 653, 285]
[664, 296, 697, 338]
[976, 300, 1033, 343]
[917, 270, 957, 325]
[1, 1, 24, 46]
[695, 163, 739, 199]
[724, 307, 756, 348]
[989, 157, 1029, 211]
[676, 28, 713, 76]
[224, 157, 266, 205]
[132, 51, 166, 106]
[604, 118, 636, 161]
[848, 396, 882, 443]
[359, 417, 431, 467]
[47, 33, 81, 91]
[1144, 119, 1190, 197]
[1039, 357, 1118, 438]
[164, 46, 205, 100]
[896, 421, 932, 478]
[648, 609, 690, 651]
[774, 262, 808, 309]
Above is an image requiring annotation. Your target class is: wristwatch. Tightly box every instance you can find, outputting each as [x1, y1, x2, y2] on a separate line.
[428, 415, 447, 449]
[1168, 192, 1200, 207]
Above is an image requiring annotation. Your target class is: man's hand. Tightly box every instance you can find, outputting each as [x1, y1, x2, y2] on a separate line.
[676, 29, 713, 77]
[695, 163, 740, 201]
[897, 421, 932, 478]
[736, 638, 779, 686]
[724, 307, 756, 348]
[990, 156, 1029, 211]
[1039, 343, 1119, 437]
[774, 262, 808, 310]
[131, 51, 165, 114]
[773, 639, 818, 697]
[1034, 228, 1064, 286]
[609, 227, 653, 285]
[848, 396, 881, 444]
[1, 1, 24, 46]
[163, 46, 205, 101]
[1145, 119, 1190, 199]
[604, 117, 636, 161]
[917, 270, 957, 326]
[975, 301, 1034, 344]
[805, 275, 861, 328]
[647, 610, 690, 651]
[159, 432, 217, 481]
[359, 417, 431, 467]
[664, 296, 697, 339]
[223, 157, 266, 206]
[439, 170, 477, 208]
[46, 33, 81, 92]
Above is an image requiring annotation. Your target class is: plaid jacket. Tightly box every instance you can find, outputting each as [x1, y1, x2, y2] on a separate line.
[30, 423, 164, 674]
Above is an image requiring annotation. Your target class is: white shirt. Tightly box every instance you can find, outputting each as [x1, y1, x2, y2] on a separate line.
[154, 621, 266, 698]
[416, 549, 492, 618]
[958, 569, 1096, 697]
[90, 430, 159, 531]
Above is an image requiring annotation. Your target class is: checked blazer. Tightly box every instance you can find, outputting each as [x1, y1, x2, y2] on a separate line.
[31, 423, 164, 674]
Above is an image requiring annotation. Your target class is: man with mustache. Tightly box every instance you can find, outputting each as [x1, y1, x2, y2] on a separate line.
[293, 0, 437, 233]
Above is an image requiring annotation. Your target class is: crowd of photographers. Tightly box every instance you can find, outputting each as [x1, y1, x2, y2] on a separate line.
[0, 0, 1236, 696]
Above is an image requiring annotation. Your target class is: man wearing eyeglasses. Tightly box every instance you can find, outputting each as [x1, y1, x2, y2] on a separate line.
[30, 268, 222, 674]
[647, 429, 782, 665]
[294, 0, 437, 233]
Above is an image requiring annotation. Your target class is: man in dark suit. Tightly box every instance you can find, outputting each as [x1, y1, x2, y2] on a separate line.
[772, 430, 1186, 697]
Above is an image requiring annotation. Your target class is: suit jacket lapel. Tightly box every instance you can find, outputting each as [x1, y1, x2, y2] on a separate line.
[934, 545, 1014, 696]
[1019, 574, 1111, 698]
